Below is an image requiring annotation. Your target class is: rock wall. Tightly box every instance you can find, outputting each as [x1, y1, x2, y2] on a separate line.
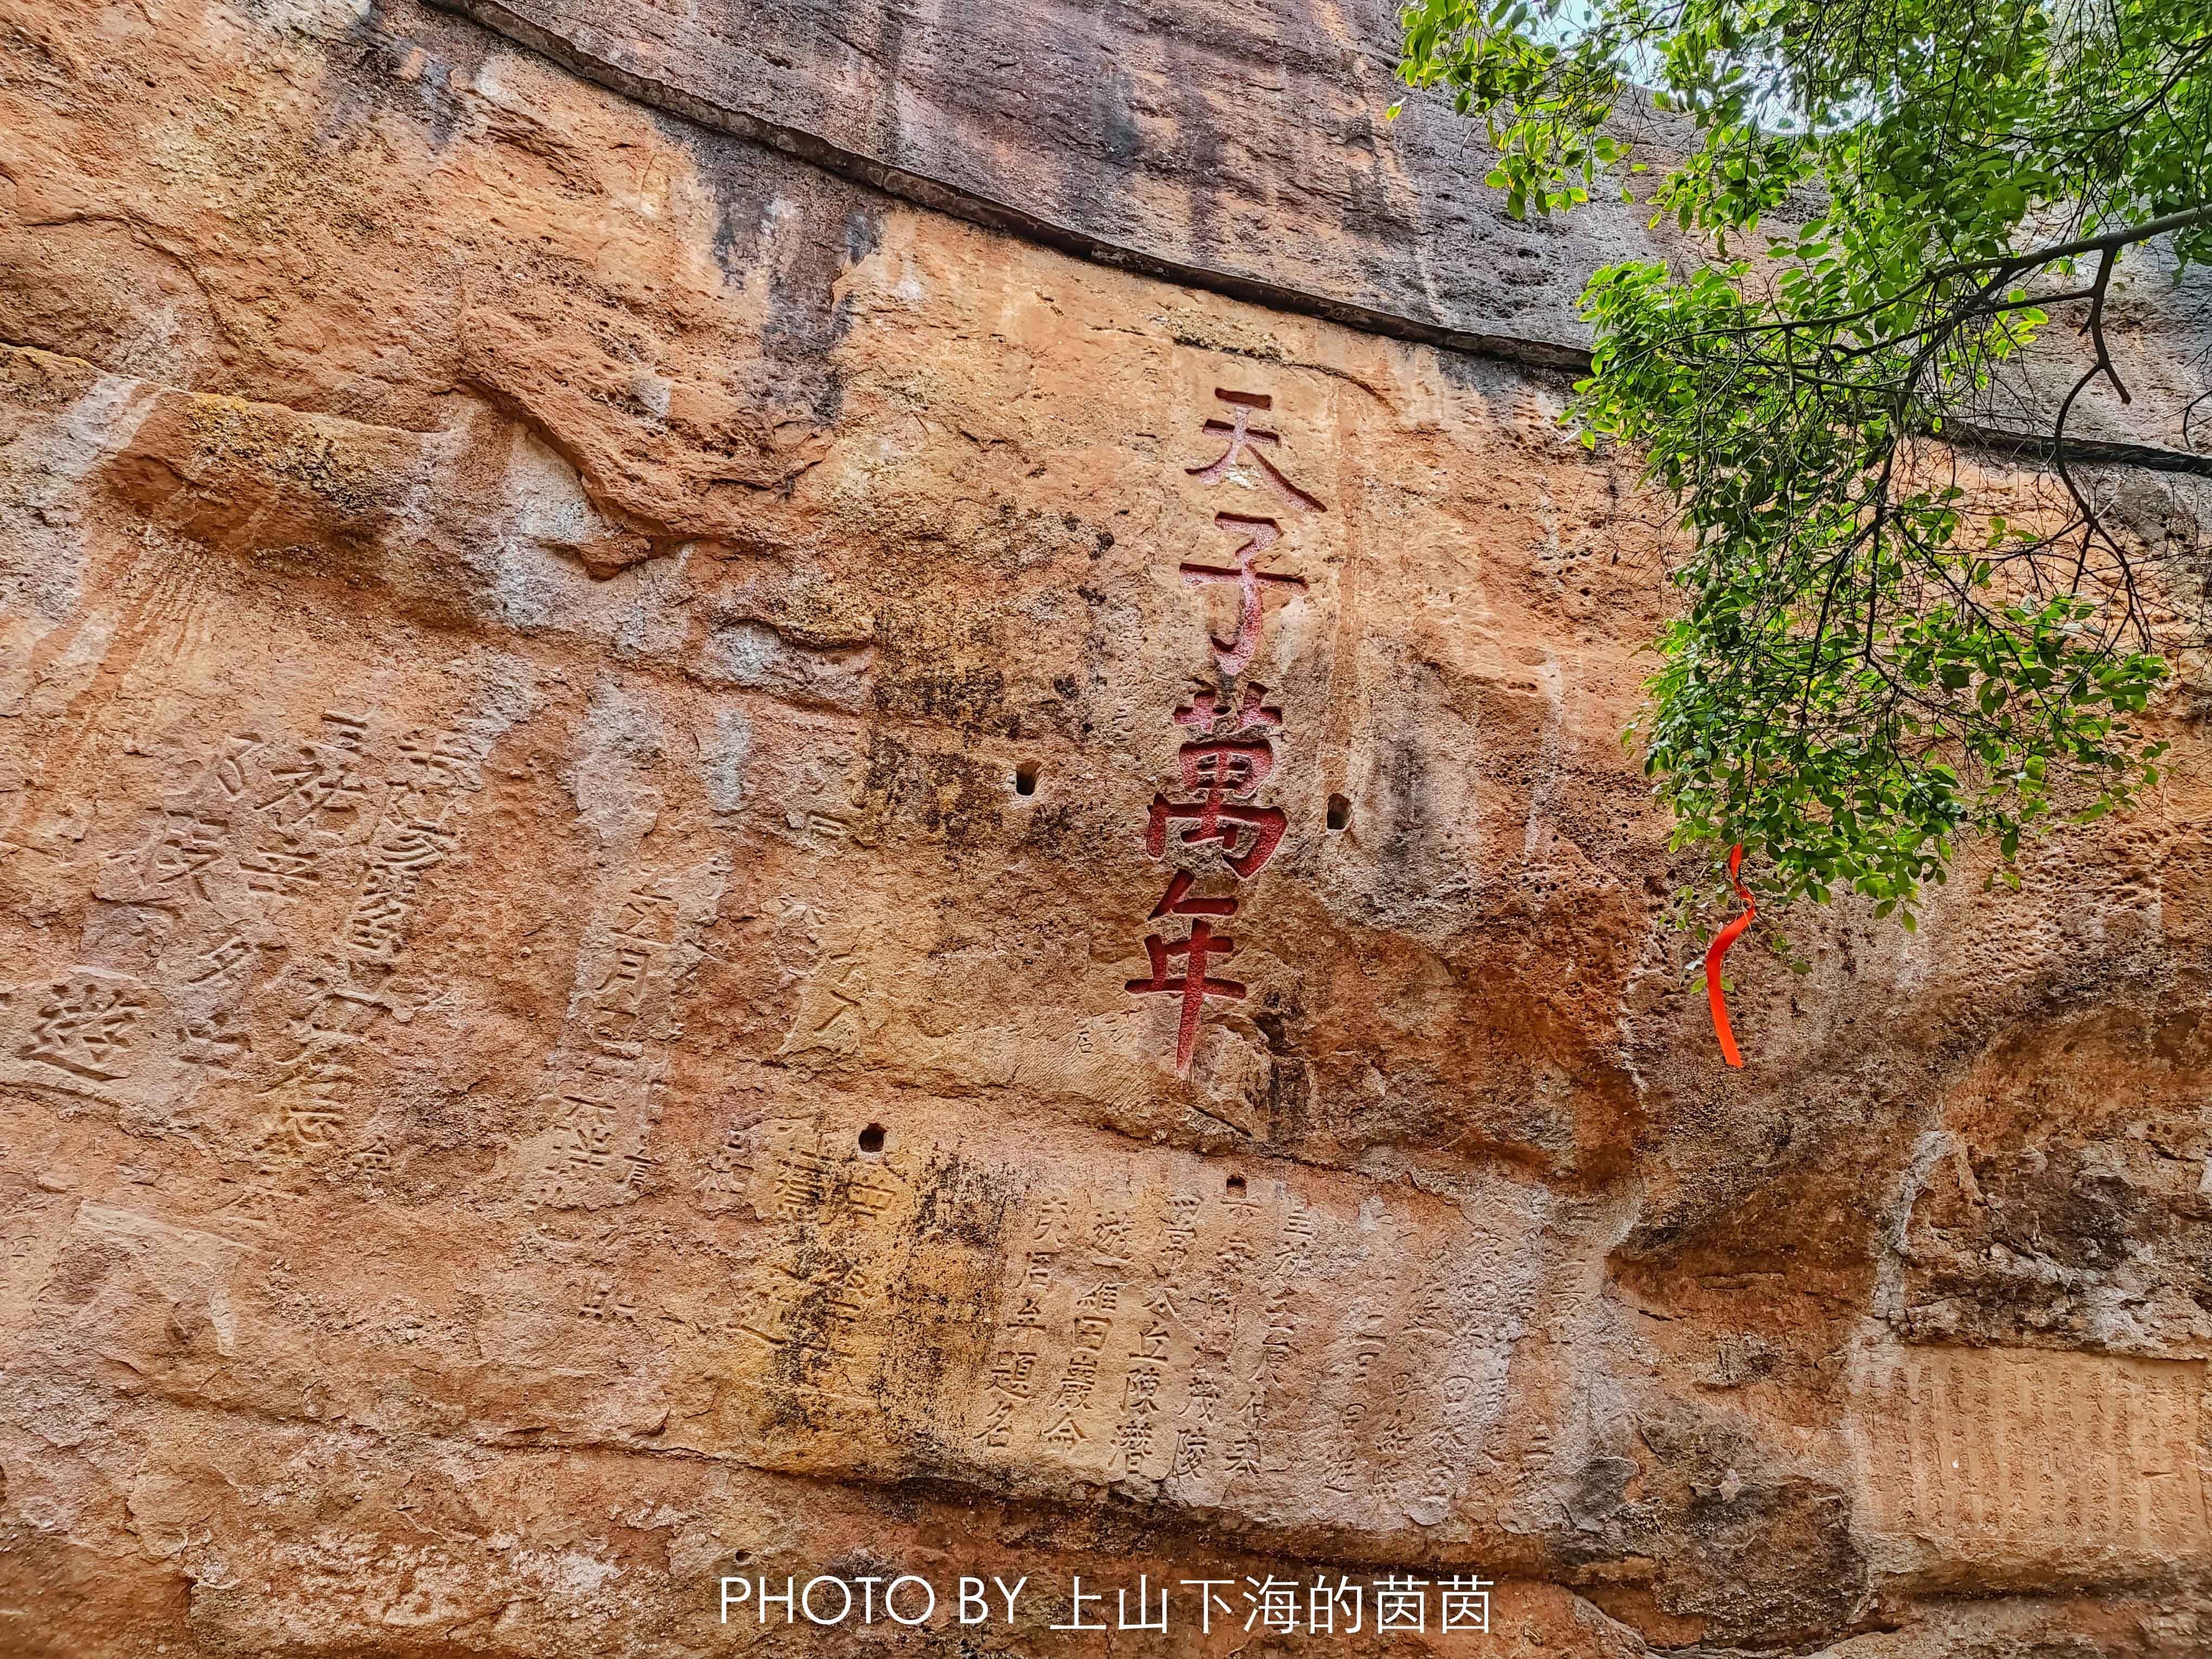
[1, 0, 2208, 1654]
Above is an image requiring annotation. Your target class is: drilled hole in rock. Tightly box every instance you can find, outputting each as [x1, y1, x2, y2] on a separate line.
[1326, 793, 1351, 832]
[1225, 1174, 1246, 1197]
[1013, 762, 1039, 797]
[858, 1123, 886, 1154]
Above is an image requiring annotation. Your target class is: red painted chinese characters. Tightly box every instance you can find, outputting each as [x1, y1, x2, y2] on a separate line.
[1128, 390, 1324, 1070]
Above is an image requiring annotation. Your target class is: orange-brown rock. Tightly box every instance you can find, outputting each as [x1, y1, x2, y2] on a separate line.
[1, 0, 2208, 1654]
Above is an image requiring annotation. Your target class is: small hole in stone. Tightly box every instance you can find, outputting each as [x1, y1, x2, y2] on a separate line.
[858, 1123, 886, 1154]
[1326, 793, 1351, 832]
[1013, 762, 1039, 797]
[1225, 1174, 1246, 1197]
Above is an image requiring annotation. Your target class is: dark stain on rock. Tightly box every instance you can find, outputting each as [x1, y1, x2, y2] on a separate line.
[1018, 800, 1080, 859]
[909, 1145, 1021, 1253]
[1262, 1054, 1314, 1146]
[693, 137, 882, 427]
[333, 7, 475, 151]
[1098, 64, 1143, 169]
[1252, 1002, 1315, 1147]
[1365, 737, 1437, 910]
[869, 596, 1012, 734]
[859, 730, 1006, 847]
[872, 663, 1008, 732]
[871, 1152, 1023, 1438]
[1626, 1403, 1871, 1645]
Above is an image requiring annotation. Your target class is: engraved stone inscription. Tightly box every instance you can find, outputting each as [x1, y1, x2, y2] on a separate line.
[1857, 1347, 2210, 1568]
[712, 1118, 1576, 1543]
[1126, 389, 1322, 1070]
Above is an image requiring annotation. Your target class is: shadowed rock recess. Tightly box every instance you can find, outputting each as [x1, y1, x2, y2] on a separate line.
[1, 0, 2208, 1654]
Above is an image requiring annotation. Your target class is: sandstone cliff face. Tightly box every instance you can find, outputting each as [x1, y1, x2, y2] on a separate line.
[1, 1, 2208, 1655]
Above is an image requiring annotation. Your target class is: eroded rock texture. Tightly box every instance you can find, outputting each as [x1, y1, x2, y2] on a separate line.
[1, 0, 2208, 1654]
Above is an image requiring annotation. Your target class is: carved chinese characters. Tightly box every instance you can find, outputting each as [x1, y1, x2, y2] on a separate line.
[1127, 390, 1324, 1070]
[1, 709, 501, 1223]
[701, 1114, 1574, 1545]
[525, 860, 727, 1210]
[1856, 1347, 2211, 1573]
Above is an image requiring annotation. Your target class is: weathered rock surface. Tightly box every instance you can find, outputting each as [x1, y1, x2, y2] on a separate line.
[429, 0, 1668, 365]
[0, 0, 2208, 1654]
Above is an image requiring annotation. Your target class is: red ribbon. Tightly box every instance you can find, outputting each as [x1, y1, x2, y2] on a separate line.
[1705, 844, 1754, 1069]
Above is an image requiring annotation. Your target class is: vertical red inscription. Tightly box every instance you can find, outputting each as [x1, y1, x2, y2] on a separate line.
[1186, 390, 1328, 513]
[1181, 516, 1306, 676]
[1128, 390, 1326, 1070]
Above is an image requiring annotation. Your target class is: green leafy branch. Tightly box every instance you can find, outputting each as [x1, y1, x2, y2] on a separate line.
[1402, 0, 2210, 929]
